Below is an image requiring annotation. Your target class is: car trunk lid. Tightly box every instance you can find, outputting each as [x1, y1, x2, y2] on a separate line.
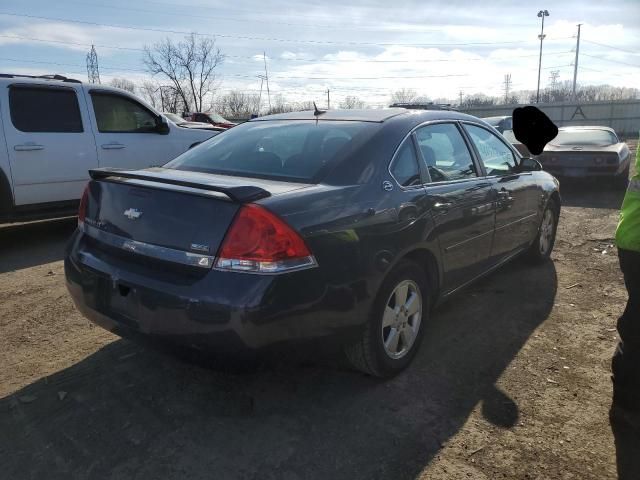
[83, 168, 311, 267]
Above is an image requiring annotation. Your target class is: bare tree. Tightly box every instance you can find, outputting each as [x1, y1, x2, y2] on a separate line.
[460, 94, 498, 108]
[144, 33, 224, 113]
[109, 77, 136, 93]
[139, 81, 161, 109]
[217, 91, 261, 118]
[390, 88, 418, 104]
[339, 96, 366, 109]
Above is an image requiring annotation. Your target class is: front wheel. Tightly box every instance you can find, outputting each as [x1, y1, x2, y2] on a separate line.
[526, 199, 559, 263]
[345, 261, 429, 377]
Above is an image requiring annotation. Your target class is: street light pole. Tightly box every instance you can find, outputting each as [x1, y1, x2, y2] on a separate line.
[536, 9, 549, 104]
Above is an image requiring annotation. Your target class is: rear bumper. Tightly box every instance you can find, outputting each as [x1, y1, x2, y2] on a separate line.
[65, 230, 369, 353]
[542, 164, 625, 178]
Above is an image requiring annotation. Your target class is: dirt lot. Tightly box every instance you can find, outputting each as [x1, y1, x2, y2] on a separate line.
[1, 145, 637, 480]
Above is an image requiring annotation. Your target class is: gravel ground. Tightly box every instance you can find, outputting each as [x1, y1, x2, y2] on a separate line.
[0, 143, 637, 479]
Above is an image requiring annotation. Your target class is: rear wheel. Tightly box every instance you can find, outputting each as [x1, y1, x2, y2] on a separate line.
[526, 199, 559, 263]
[345, 261, 429, 377]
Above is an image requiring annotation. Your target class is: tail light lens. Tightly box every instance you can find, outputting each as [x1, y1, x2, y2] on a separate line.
[216, 204, 316, 273]
[77, 184, 89, 227]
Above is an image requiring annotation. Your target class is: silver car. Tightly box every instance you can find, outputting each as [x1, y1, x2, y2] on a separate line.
[536, 126, 631, 188]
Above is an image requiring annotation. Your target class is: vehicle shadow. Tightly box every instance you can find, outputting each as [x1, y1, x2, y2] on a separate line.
[0, 258, 557, 480]
[558, 180, 626, 210]
[0, 218, 76, 274]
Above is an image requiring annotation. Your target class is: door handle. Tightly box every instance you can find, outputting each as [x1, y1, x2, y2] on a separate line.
[101, 143, 126, 150]
[432, 201, 453, 212]
[14, 143, 44, 151]
[497, 190, 513, 201]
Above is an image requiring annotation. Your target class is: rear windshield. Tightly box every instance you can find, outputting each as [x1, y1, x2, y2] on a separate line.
[165, 120, 378, 182]
[551, 129, 617, 146]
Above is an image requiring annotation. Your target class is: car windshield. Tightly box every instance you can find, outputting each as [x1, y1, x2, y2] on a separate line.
[164, 113, 186, 124]
[208, 112, 229, 123]
[551, 129, 617, 146]
[165, 120, 378, 182]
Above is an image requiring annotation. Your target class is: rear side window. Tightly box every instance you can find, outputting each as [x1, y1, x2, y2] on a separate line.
[415, 123, 477, 182]
[9, 87, 83, 133]
[390, 140, 421, 187]
[91, 93, 158, 133]
[166, 120, 378, 182]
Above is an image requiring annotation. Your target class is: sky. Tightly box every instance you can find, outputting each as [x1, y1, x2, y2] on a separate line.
[0, 0, 638, 108]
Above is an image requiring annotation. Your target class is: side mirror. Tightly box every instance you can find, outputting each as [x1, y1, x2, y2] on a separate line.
[512, 106, 558, 155]
[518, 157, 542, 172]
[156, 116, 170, 135]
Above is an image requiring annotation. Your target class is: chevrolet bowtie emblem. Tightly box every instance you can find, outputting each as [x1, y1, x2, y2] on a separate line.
[124, 208, 143, 220]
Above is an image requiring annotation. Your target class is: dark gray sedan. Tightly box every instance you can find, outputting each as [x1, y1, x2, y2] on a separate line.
[536, 126, 631, 188]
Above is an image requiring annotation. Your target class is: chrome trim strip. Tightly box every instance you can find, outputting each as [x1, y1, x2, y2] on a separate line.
[494, 212, 539, 232]
[81, 223, 215, 269]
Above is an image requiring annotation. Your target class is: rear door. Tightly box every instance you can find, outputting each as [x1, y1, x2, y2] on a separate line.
[462, 122, 541, 262]
[86, 90, 184, 170]
[414, 122, 496, 293]
[2, 83, 98, 205]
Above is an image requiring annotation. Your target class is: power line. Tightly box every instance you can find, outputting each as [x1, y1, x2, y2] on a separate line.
[0, 34, 574, 64]
[0, 12, 573, 47]
[580, 53, 640, 68]
[582, 39, 639, 55]
[0, 57, 470, 80]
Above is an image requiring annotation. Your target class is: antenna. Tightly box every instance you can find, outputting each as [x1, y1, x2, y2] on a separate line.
[86, 45, 100, 84]
[313, 102, 326, 116]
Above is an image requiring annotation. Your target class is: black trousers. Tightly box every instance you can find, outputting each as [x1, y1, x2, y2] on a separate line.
[612, 248, 640, 409]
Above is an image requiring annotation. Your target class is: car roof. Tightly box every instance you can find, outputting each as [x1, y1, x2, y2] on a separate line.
[250, 108, 481, 124]
[251, 108, 409, 123]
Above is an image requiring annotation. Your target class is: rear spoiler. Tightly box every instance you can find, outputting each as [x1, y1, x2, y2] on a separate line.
[88, 168, 271, 203]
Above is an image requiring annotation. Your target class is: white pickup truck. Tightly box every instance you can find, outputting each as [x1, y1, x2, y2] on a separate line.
[0, 74, 219, 223]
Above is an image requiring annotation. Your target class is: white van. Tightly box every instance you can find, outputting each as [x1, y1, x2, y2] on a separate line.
[0, 74, 219, 223]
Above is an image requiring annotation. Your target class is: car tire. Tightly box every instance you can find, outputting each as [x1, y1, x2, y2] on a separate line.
[614, 165, 630, 190]
[345, 260, 430, 377]
[526, 198, 559, 263]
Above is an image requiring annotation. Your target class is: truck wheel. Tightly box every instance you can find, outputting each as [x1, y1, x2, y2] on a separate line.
[345, 260, 430, 377]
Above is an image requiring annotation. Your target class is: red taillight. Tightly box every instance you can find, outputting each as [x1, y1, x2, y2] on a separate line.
[216, 204, 316, 273]
[77, 184, 89, 227]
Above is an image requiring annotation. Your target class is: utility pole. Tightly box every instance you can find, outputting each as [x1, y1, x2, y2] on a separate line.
[503, 74, 512, 104]
[263, 52, 271, 112]
[86, 44, 100, 84]
[536, 9, 549, 103]
[572, 23, 582, 99]
[459, 90, 464, 106]
[326, 88, 330, 109]
[256, 75, 266, 115]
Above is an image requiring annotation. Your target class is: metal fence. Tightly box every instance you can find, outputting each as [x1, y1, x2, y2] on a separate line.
[461, 100, 640, 139]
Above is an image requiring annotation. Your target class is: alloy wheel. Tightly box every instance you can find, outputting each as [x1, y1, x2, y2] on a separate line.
[539, 208, 555, 255]
[381, 280, 422, 359]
